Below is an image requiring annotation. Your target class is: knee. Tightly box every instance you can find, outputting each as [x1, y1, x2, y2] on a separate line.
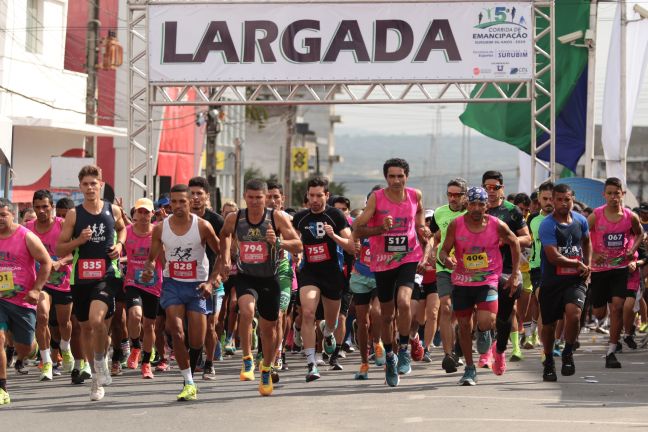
[610, 302, 623, 315]
[301, 308, 316, 324]
[439, 301, 452, 317]
[36, 311, 49, 327]
[593, 308, 606, 320]
[381, 311, 395, 326]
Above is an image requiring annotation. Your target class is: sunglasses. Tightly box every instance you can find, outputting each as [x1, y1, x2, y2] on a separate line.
[447, 192, 465, 198]
[483, 184, 503, 191]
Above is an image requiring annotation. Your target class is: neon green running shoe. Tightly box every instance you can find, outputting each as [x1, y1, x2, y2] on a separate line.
[40, 362, 53, 381]
[61, 350, 75, 374]
[177, 383, 198, 401]
[0, 388, 10, 406]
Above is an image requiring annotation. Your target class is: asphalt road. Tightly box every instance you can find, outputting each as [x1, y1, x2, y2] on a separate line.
[2, 332, 648, 432]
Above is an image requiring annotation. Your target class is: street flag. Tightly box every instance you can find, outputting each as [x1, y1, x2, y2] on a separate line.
[292, 148, 309, 172]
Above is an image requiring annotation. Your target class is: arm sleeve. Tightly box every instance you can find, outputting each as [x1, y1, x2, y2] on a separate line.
[538, 218, 557, 246]
[430, 216, 440, 233]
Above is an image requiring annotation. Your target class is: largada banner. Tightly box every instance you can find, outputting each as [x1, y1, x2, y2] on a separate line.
[148, 2, 533, 83]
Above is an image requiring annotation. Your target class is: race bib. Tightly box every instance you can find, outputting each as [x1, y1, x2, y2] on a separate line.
[463, 252, 488, 270]
[557, 256, 581, 275]
[169, 261, 197, 279]
[604, 233, 625, 249]
[0, 271, 14, 292]
[359, 245, 371, 266]
[240, 241, 269, 264]
[78, 259, 105, 280]
[384, 235, 408, 253]
[305, 243, 331, 263]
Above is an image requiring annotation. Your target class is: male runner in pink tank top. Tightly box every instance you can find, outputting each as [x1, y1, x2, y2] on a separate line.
[587, 177, 643, 368]
[439, 187, 520, 386]
[352, 158, 430, 387]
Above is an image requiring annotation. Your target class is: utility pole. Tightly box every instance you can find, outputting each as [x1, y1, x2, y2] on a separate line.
[85, 0, 100, 158]
[284, 107, 296, 207]
[234, 138, 242, 205]
[205, 104, 222, 210]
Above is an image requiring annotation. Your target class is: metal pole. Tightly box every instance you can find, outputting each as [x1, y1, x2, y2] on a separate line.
[620, 1, 627, 182]
[234, 137, 241, 205]
[85, 0, 101, 158]
[549, 0, 556, 182]
[584, 0, 598, 179]
[284, 107, 295, 206]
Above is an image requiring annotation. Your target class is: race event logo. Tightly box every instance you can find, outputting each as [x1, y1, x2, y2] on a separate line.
[473, 6, 528, 42]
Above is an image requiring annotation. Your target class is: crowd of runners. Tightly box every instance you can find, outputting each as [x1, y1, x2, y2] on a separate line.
[1, 158, 647, 404]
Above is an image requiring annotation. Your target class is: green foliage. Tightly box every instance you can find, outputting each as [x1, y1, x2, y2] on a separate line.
[291, 178, 347, 208]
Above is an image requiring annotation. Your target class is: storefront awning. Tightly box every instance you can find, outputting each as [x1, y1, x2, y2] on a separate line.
[10, 117, 127, 138]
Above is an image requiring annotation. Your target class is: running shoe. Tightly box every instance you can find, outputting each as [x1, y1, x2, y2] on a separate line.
[529, 331, 539, 347]
[202, 365, 216, 381]
[432, 330, 442, 348]
[476, 329, 492, 354]
[442, 353, 457, 373]
[52, 363, 62, 376]
[615, 341, 623, 353]
[214, 341, 223, 361]
[14, 359, 29, 375]
[274, 353, 283, 371]
[509, 346, 523, 362]
[71, 368, 83, 384]
[385, 353, 400, 387]
[61, 350, 74, 374]
[240, 356, 255, 381]
[293, 324, 303, 348]
[127, 348, 141, 369]
[542, 359, 557, 382]
[259, 366, 273, 396]
[280, 352, 288, 371]
[0, 388, 10, 406]
[79, 361, 92, 382]
[605, 352, 621, 369]
[458, 364, 477, 386]
[141, 363, 155, 379]
[271, 367, 280, 384]
[320, 322, 336, 355]
[306, 363, 321, 382]
[624, 335, 637, 350]
[410, 335, 424, 361]
[491, 343, 506, 376]
[639, 322, 648, 333]
[552, 342, 562, 357]
[342, 342, 355, 354]
[155, 359, 170, 372]
[224, 339, 236, 355]
[374, 342, 386, 367]
[453, 353, 464, 366]
[422, 349, 433, 363]
[110, 361, 123, 376]
[177, 383, 198, 401]
[354, 363, 369, 380]
[90, 377, 104, 401]
[316, 355, 326, 366]
[40, 362, 53, 381]
[251, 318, 259, 351]
[561, 352, 575, 376]
[329, 351, 343, 371]
[397, 349, 412, 375]
[477, 350, 493, 369]
[96, 360, 112, 386]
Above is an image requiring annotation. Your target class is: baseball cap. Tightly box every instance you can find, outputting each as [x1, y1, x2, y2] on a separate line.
[640, 202, 648, 212]
[156, 197, 170, 207]
[425, 209, 434, 219]
[134, 198, 154, 212]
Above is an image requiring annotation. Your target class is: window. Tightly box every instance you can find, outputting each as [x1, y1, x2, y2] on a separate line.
[26, 0, 42, 53]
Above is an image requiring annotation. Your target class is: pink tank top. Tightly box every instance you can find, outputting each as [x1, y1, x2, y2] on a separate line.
[591, 206, 634, 272]
[368, 188, 423, 272]
[26, 218, 71, 293]
[451, 215, 502, 288]
[124, 225, 163, 296]
[0, 225, 37, 309]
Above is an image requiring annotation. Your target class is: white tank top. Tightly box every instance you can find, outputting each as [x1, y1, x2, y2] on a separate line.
[161, 214, 209, 282]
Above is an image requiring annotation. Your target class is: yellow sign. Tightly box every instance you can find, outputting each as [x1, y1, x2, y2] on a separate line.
[292, 148, 309, 172]
[201, 151, 226, 171]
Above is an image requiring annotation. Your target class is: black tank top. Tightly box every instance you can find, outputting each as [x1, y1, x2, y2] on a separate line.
[235, 209, 278, 278]
[71, 200, 120, 284]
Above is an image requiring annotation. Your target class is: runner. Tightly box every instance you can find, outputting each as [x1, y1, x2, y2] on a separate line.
[56, 165, 127, 401]
[293, 177, 355, 382]
[439, 186, 520, 386]
[0, 198, 52, 405]
[482, 171, 531, 373]
[188, 176, 225, 380]
[537, 183, 591, 381]
[123, 198, 163, 379]
[142, 183, 221, 401]
[431, 178, 467, 372]
[26, 190, 74, 381]
[524, 181, 554, 349]
[219, 179, 301, 395]
[587, 177, 643, 368]
[352, 158, 429, 387]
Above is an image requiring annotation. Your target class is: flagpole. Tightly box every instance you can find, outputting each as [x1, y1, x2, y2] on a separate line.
[620, 0, 627, 182]
[584, 0, 598, 179]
